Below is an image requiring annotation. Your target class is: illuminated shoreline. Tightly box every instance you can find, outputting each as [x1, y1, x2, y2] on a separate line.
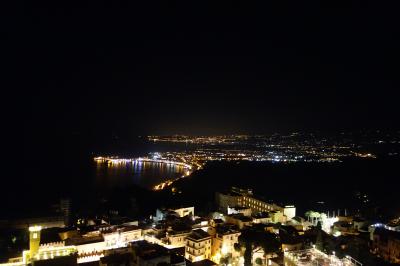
[94, 156, 193, 169]
[93, 156, 194, 191]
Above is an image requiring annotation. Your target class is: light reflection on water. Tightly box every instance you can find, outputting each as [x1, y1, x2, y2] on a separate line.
[94, 160, 186, 190]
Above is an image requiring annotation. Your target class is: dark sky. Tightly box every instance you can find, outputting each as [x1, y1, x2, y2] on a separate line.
[2, 1, 400, 216]
[3, 1, 400, 153]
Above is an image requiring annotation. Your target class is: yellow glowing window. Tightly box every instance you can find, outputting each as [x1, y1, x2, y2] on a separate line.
[33, 233, 38, 239]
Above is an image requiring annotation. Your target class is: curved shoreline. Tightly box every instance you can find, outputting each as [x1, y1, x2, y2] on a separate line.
[94, 156, 193, 170]
[94, 156, 194, 190]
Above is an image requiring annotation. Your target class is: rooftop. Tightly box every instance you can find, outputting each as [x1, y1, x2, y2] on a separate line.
[228, 214, 253, 222]
[216, 225, 239, 235]
[102, 224, 140, 234]
[187, 229, 211, 241]
[131, 240, 170, 260]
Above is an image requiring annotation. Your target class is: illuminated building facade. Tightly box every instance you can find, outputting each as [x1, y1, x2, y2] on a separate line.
[166, 230, 192, 248]
[102, 225, 142, 248]
[252, 212, 272, 224]
[227, 206, 252, 217]
[29, 225, 42, 258]
[211, 226, 240, 264]
[185, 229, 212, 262]
[216, 187, 295, 224]
[155, 206, 194, 221]
[1, 226, 78, 265]
[283, 206, 296, 221]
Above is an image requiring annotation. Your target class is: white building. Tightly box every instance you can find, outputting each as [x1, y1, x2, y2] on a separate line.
[155, 207, 194, 221]
[283, 206, 296, 221]
[102, 225, 142, 248]
[216, 188, 296, 223]
[227, 206, 252, 217]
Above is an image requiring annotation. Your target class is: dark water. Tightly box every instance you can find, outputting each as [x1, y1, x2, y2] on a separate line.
[2, 135, 196, 218]
[3, 135, 400, 219]
[1, 158, 187, 219]
[94, 160, 186, 190]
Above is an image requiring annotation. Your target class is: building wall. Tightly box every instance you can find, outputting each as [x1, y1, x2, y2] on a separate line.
[167, 232, 191, 248]
[185, 238, 212, 262]
[104, 229, 142, 248]
[174, 207, 194, 218]
[155, 207, 194, 221]
[76, 241, 106, 256]
[104, 233, 119, 248]
[252, 217, 271, 224]
[270, 211, 285, 223]
[215, 193, 240, 212]
[224, 216, 252, 230]
[283, 206, 296, 221]
[120, 230, 142, 243]
[227, 207, 252, 217]
[23, 245, 77, 264]
[217, 189, 293, 224]
[242, 196, 283, 214]
[211, 232, 240, 263]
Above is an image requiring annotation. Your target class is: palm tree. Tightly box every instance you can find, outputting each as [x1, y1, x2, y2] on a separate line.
[305, 210, 321, 224]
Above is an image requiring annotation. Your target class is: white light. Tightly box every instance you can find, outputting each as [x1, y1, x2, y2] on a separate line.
[29, 225, 42, 232]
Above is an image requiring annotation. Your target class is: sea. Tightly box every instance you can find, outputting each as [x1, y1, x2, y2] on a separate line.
[2, 136, 399, 219]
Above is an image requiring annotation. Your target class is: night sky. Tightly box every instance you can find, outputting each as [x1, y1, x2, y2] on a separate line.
[3, 1, 400, 158]
[2, 1, 400, 218]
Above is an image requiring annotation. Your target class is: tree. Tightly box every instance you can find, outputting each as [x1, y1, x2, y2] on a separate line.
[314, 221, 323, 250]
[315, 228, 324, 251]
[220, 253, 233, 265]
[238, 226, 281, 266]
[255, 257, 263, 265]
